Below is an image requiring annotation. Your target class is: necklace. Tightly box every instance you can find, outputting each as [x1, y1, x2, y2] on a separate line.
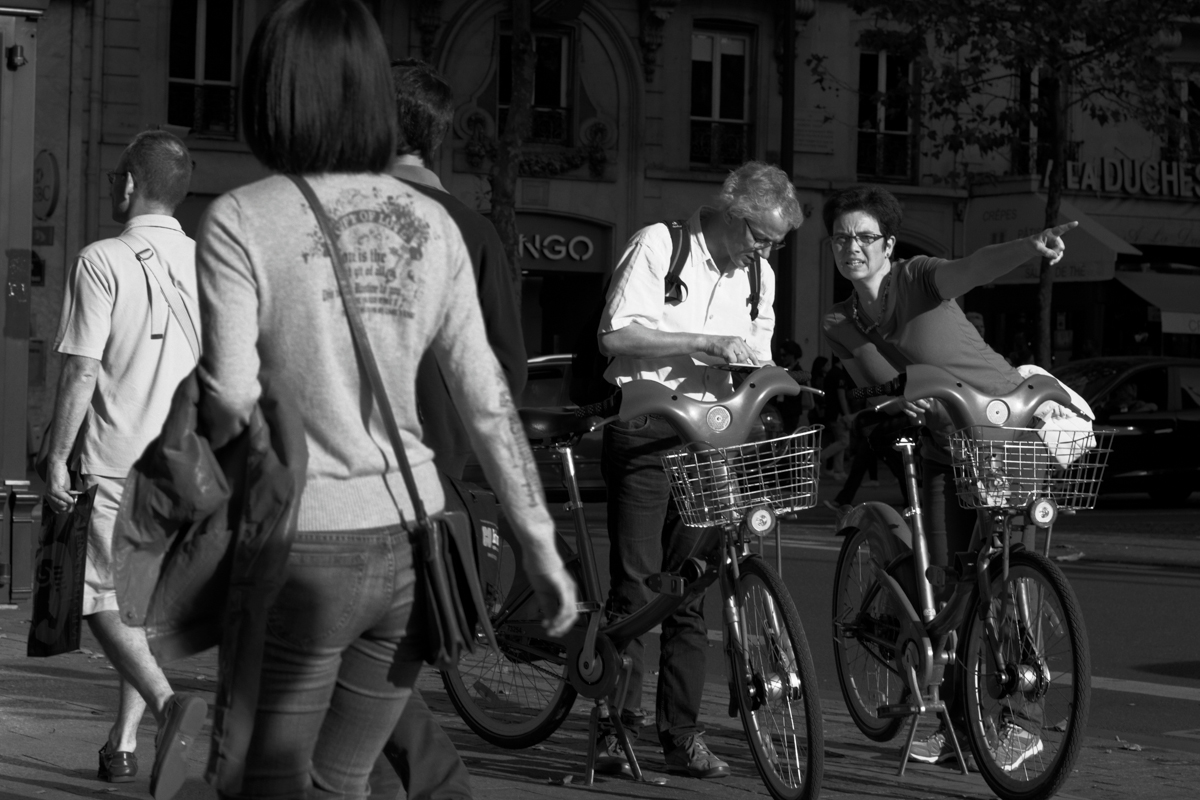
[851, 272, 891, 335]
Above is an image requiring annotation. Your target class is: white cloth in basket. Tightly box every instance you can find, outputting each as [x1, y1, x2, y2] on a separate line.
[1017, 365, 1096, 466]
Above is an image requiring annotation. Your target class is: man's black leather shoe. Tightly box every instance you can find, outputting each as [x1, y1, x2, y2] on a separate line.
[98, 742, 138, 783]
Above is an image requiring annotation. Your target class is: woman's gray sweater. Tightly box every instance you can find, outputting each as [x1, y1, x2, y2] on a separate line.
[195, 173, 546, 535]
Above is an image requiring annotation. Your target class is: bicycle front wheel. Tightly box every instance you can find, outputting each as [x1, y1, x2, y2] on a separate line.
[832, 527, 908, 741]
[730, 555, 823, 800]
[441, 521, 577, 749]
[961, 550, 1091, 800]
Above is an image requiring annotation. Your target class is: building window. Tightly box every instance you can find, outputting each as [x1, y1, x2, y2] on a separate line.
[857, 51, 915, 181]
[690, 31, 752, 168]
[499, 30, 573, 146]
[1164, 69, 1200, 162]
[168, 0, 239, 138]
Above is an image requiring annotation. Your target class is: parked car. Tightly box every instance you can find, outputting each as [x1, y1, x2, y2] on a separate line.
[461, 355, 604, 501]
[1053, 356, 1200, 504]
[463, 354, 788, 503]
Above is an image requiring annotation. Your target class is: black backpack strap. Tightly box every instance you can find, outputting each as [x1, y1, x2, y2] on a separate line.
[662, 219, 689, 306]
[748, 253, 761, 321]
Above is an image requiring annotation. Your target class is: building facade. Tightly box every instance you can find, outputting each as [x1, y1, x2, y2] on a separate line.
[10, 0, 1200, 472]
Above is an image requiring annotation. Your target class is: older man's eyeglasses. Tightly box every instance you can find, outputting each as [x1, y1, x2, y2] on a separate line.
[106, 171, 128, 185]
[831, 231, 886, 249]
[744, 218, 786, 253]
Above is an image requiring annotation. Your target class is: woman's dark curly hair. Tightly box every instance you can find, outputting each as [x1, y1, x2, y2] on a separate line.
[821, 185, 904, 240]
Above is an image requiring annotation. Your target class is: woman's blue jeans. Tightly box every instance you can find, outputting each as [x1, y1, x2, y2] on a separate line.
[221, 524, 428, 800]
[601, 414, 710, 751]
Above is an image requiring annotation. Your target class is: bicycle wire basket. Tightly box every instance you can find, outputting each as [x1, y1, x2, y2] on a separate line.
[660, 426, 822, 527]
[949, 425, 1115, 511]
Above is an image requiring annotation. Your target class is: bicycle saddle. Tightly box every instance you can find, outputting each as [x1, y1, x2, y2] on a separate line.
[903, 363, 1077, 430]
[520, 406, 605, 443]
[618, 366, 801, 449]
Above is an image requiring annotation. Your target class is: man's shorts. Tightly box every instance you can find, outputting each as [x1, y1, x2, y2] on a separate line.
[81, 474, 126, 616]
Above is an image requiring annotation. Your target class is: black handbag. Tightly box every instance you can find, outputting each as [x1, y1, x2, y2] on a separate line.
[27, 487, 98, 657]
[287, 174, 499, 671]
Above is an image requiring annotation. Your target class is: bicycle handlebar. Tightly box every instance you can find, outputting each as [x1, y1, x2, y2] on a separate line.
[847, 364, 1079, 430]
[614, 365, 812, 449]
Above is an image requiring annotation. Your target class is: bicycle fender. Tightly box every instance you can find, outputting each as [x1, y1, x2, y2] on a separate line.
[839, 501, 912, 566]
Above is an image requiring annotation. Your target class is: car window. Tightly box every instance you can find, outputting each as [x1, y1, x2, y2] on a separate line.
[1100, 367, 1169, 416]
[1180, 367, 1200, 411]
[1055, 361, 1123, 400]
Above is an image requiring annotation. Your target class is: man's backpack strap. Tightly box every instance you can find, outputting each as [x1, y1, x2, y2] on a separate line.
[749, 253, 761, 321]
[662, 219, 689, 306]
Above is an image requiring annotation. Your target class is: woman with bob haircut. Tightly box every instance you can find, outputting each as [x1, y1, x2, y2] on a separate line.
[194, 0, 578, 796]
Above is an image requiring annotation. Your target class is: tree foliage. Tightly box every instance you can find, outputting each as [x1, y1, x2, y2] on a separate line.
[843, 0, 1191, 166]
[491, 0, 535, 286]
[813, 0, 1194, 365]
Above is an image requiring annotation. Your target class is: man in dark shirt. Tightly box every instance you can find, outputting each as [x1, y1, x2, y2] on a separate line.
[368, 58, 527, 800]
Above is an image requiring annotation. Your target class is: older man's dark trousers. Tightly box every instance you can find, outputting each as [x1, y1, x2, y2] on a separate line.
[601, 414, 710, 751]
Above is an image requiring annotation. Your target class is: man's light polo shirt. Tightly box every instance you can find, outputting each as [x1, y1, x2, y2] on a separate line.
[54, 214, 198, 477]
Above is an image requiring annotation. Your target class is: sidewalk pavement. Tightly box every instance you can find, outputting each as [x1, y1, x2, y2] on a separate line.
[2, 472, 1198, 799]
[2, 601, 1199, 800]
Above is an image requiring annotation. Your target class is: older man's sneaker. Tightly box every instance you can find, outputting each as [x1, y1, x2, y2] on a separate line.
[664, 734, 730, 779]
[994, 724, 1043, 772]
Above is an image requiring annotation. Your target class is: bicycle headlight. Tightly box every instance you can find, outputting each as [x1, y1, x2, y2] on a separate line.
[746, 504, 776, 536]
[1028, 497, 1058, 529]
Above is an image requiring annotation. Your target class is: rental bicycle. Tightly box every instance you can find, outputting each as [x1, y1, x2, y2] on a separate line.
[443, 365, 825, 800]
[832, 364, 1113, 800]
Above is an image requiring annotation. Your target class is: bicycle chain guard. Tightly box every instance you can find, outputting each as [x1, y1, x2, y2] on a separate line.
[568, 632, 622, 699]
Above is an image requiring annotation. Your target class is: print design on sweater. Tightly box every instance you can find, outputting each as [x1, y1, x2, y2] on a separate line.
[306, 187, 432, 319]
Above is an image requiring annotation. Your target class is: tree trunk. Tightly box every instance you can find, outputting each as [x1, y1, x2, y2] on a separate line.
[491, 0, 534, 286]
[1036, 69, 1067, 369]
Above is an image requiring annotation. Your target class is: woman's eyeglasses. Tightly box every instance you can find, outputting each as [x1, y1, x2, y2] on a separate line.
[831, 232, 886, 249]
[744, 219, 786, 253]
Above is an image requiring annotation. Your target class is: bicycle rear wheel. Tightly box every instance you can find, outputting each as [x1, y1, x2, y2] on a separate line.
[730, 555, 823, 800]
[961, 550, 1090, 800]
[441, 521, 577, 749]
[832, 527, 908, 741]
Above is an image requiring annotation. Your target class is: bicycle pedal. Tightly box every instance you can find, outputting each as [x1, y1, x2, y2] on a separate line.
[644, 572, 687, 597]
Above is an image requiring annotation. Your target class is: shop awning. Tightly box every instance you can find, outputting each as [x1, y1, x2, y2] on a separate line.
[1115, 272, 1200, 335]
[964, 193, 1141, 284]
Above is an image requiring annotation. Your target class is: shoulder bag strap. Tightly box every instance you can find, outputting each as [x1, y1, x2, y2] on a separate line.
[860, 322, 912, 370]
[285, 174, 428, 523]
[118, 232, 201, 364]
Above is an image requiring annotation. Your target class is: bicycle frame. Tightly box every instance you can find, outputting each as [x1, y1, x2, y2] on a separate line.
[492, 432, 760, 686]
[836, 364, 1100, 779]
[484, 367, 822, 789]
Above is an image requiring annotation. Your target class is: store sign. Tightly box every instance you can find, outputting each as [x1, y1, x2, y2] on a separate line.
[1043, 158, 1200, 200]
[515, 212, 611, 273]
[33, 150, 60, 221]
[1163, 311, 1200, 335]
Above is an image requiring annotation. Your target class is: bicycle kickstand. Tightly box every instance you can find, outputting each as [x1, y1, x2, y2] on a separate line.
[894, 664, 969, 777]
[583, 654, 666, 786]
